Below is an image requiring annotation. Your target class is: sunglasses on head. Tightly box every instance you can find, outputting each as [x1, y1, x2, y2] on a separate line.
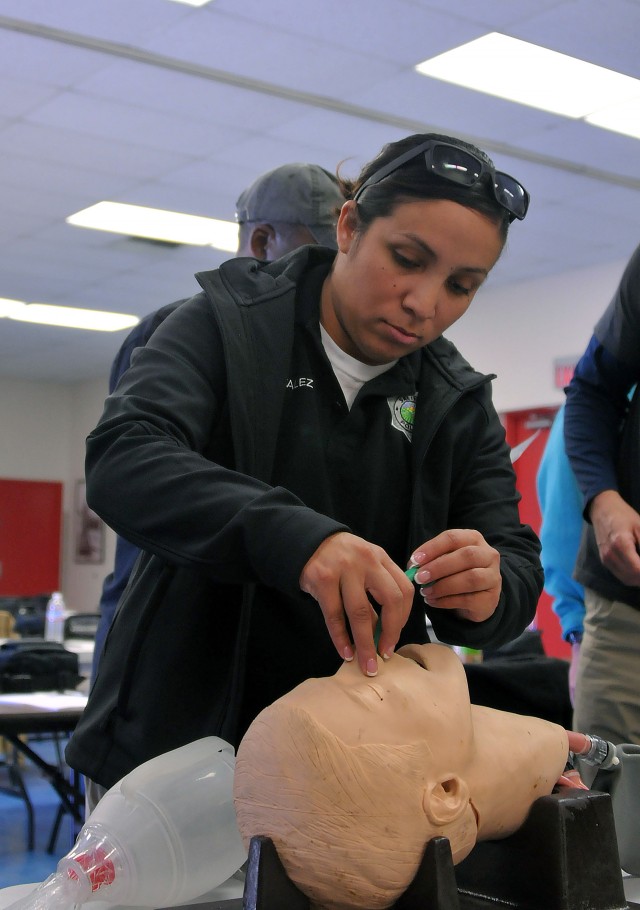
[353, 139, 530, 223]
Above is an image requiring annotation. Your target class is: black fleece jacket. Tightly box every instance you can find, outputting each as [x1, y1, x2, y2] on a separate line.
[66, 245, 542, 789]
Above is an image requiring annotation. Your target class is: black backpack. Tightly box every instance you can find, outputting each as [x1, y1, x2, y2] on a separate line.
[0, 639, 82, 693]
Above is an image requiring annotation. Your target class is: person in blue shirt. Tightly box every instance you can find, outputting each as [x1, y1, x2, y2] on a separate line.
[536, 403, 585, 703]
[564, 242, 640, 751]
[91, 163, 346, 684]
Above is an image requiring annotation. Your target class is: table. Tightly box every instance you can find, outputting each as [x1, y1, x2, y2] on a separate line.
[1, 874, 639, 910]
[625, 874, 640, 906]
[0, 874, 245, 910]
[0, 691, 88, 850]
[0, 636, 95, 693]
[63, 639, 95, 692]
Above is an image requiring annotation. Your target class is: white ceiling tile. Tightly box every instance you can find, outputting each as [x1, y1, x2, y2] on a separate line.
[120, 183, 240, 222]
[0, 30, 107, 85]
[513, 119, 640, 181]
[0, 121, 195, 178]
[0, 75, 58, 116]
[569, 182, 640, 225]
[144, 13, 399, 97]
[407, 0, 563, 27]
[507, 0, 640, 75]
[153, 157, 260, 205]
[79, 60, 315, 128]
[0, 234, 164, 280]
[209, 0, 481, 65]
[0, 318, 126, 382]
[267, 112, 408, 167]
[209, 134, 348, 174]
[77, 256, 221, 315]
[0, 0, 638, 382]
[0, 0, 193, 44]
[0, 262, 93, 301]
[1, 177, 93, 225]
[348, 69, 570, 145]
[27, 90, 246, 154]
[2, 151, 140, 200]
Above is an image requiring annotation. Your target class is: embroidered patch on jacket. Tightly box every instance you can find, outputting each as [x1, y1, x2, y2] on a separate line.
[387, 395, 416, 441]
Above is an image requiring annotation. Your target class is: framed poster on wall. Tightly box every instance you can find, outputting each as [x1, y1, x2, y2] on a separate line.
[74, 480, 105, 564]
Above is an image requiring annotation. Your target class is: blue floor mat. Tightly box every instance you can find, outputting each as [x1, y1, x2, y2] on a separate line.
[0, 738, 76, 888]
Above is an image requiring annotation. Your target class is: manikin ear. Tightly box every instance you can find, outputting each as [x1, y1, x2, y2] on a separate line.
[335, 201, 358, 254]
[422, 775, 470, 827]
[249, 224, 276, 261]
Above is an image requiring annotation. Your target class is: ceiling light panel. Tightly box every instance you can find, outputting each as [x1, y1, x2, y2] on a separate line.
[0, 298, 139, 332]
[586, 98, 640, 140]
[415, 33, 640, 120]
[67, 202, 238, 251]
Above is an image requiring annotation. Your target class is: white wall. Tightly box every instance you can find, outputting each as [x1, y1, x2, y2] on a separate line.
[448, 256, 628, 413]
[0, 253, 628, 612]
[62, 379, 117, 614]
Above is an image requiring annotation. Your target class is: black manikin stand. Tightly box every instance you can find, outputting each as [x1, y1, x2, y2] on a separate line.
[184, 787, 630, 910]
[455, 788, 628, 909]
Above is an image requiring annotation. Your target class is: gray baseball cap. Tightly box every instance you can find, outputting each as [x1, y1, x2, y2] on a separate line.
[235, 163, 344, 249]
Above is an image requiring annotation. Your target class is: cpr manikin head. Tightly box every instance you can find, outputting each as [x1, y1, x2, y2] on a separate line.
[234, 644, 569, 910]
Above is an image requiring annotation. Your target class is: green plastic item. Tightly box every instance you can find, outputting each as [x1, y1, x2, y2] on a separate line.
[405, 564, 419, 582]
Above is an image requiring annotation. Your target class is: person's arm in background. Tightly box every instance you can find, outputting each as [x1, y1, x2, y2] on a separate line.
[565, 245, 640, 507]
[536, 404, 584, 703]
[92, 302, 184, 684]
[565, 339, 640, 586]
[91, 536, 139, 679]
[564, 337, 632, 506]
[565, 244, 640, 586]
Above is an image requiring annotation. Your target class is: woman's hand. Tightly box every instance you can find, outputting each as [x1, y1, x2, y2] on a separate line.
[409, 529, 501, 623]
[300, 532, 414, 677]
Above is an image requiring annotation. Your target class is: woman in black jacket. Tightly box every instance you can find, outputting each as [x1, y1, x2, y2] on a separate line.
[67, 132, 540, 795]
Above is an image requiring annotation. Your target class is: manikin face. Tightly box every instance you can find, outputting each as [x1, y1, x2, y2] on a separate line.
[321, 198, 503, 366]
[279, 643, 569, 839]
[235, 644, 570, 910]
[284, 641, 473, 751]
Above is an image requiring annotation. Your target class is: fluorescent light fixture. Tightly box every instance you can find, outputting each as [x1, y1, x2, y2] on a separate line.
[167, 0, 213, 5]
[0, 297, 139, 332]
[67, 202, 238, 252]
[415, 33, 640, 120]
[586, 98, 640, 140]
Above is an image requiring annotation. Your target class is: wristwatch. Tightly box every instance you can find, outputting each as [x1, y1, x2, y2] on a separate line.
[566, 630, 583, 645]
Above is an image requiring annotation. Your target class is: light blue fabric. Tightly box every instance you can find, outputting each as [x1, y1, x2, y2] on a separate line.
[536, 404, 585, 638]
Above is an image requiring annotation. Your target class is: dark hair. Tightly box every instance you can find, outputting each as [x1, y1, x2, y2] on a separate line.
[337, 133, 510, 243]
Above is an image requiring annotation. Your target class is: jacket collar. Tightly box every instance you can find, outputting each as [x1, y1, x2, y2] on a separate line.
[196, 244, 336, 306]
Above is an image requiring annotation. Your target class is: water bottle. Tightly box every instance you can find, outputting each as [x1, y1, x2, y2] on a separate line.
[5, 737, 247, 910]
[44, 592, 65, 643]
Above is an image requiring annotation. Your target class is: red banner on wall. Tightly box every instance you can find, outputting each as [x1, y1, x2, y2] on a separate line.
[0, 478, 62, 595]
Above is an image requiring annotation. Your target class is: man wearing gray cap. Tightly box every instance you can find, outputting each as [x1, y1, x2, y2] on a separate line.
[91, 162, 344, 684]
[236, 162, 343, 259]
